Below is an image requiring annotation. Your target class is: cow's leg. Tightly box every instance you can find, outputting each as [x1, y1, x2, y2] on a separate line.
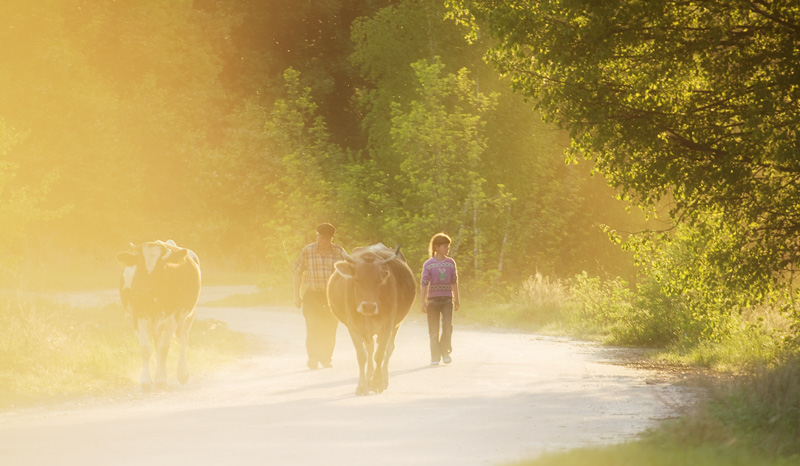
[154, 315, 178, 389]
[176, 311, 194, 384]
[371, 327, 393, 393]
[349, 330, 369, 396]
[136, 318, 153, 391]
[365, 335, 375, 386]
[382, 327, 401, 391]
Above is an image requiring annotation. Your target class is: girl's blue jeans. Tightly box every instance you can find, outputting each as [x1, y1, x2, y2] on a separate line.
[426, 296, 453, 362]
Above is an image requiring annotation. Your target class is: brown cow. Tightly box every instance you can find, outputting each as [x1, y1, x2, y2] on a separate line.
[116, 240, 201, 390]
[327, 244, 416, 395]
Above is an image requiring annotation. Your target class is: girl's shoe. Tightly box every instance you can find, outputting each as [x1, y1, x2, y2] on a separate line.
[442, 356, 452, 364]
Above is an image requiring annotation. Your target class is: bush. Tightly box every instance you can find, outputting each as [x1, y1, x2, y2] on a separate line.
[629, 274, 692, 346]
[568, 272, 639, 343]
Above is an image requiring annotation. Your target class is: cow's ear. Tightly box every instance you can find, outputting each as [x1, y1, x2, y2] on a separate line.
[334, 261, 355, 279]
[116, 252, 138, 267]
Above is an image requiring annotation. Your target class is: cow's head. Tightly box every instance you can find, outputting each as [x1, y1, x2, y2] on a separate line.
[116, 240, 191, 290]
[334, 246, 401, 316]
[335, 246, 400, 316]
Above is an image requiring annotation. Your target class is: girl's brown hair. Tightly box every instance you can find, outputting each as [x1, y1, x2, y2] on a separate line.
[428, 233, 452, 257]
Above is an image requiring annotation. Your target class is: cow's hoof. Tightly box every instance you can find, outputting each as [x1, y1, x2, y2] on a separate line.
[154, 381, 168, 391]
[140, 383, 153, 393]
[355, 385, 369, 396]
[369, 375, 385, 393]
[178, 373, 189, 385]
[372, 381, 387, 393]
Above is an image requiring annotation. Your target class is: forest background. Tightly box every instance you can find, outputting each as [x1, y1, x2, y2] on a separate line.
[0, 0, 640, 291]
[4, 2, 800, 463]
[2, 0, 799, 358]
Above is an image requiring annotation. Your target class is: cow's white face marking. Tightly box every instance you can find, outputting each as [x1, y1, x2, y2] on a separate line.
[122, 265, 137, 290]
[357, 302, 379, 316]
[142, 244, 164, 274]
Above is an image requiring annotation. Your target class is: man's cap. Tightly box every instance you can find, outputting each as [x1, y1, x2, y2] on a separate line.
[316, 222, 336, 237]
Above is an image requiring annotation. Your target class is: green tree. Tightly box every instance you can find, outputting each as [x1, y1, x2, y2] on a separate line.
[388, 59, 498, 270]
[448, 1, 800, 309]
[350, 0, 484, 177]
[195, 97, 274, 268]
[627, 214, 753, 343]
[263, 68, 346, 265]
[0, 121, 60, 282]
[0, 0, 235, 258]
[352, 0, 643, 280]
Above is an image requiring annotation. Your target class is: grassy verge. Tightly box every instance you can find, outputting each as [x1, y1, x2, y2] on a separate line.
[507, 441, 799, 466]
[458, 274, 800, 466]
[0, 293, 253, 409]
[507, 357, 800, 465]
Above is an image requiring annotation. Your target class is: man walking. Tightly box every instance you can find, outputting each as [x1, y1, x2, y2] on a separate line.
[292, 223, 346, 369]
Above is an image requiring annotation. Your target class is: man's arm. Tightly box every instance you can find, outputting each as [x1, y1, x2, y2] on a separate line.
[452, 260, 460, 311]
[293, 269, 303, 309]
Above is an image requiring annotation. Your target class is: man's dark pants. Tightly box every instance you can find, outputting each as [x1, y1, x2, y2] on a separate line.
[302, 290, 338, 368]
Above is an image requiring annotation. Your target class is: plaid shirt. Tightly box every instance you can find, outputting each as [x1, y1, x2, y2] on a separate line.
[292, 242, 346, 292]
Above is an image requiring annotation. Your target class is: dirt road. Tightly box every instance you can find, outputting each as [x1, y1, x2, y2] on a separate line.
[0, 287, 693, 466]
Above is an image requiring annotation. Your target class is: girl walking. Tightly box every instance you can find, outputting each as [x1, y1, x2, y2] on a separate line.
[420, 233, 460, 365]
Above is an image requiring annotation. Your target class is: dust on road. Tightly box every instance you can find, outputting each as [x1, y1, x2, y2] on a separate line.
[0, 288, 695, 466]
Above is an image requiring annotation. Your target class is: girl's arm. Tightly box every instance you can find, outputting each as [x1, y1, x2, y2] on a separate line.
[452, 282, 460, 311]
[420, 261, 431, 313]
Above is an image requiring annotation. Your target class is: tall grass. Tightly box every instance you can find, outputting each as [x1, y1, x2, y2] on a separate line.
[0, 293, 252, 409]
[464, 271, 791, 369]
[460, 273, 577, 331]
[659, 355, 800, 457]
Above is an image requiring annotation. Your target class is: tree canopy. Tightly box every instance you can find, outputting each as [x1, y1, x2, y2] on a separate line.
[447, 0, 800, 289]
[0, 0, 644, 287]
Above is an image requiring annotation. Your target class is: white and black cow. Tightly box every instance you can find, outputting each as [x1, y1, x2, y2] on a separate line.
[116, 240, 201, 390]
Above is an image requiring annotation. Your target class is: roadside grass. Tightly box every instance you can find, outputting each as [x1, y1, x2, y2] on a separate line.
[651, 332, 787, 373]
[507, 356, 800, 466]
[506, 441, 799, 466]
[0, 293, 253, 409]
[460, 274, 800, 466]
[459, 273, 601, 338]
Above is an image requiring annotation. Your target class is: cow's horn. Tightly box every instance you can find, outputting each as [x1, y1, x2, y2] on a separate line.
[159, 241, 173, 260]
[342, 250, 355, 264]
[378, 245, 401, 265]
